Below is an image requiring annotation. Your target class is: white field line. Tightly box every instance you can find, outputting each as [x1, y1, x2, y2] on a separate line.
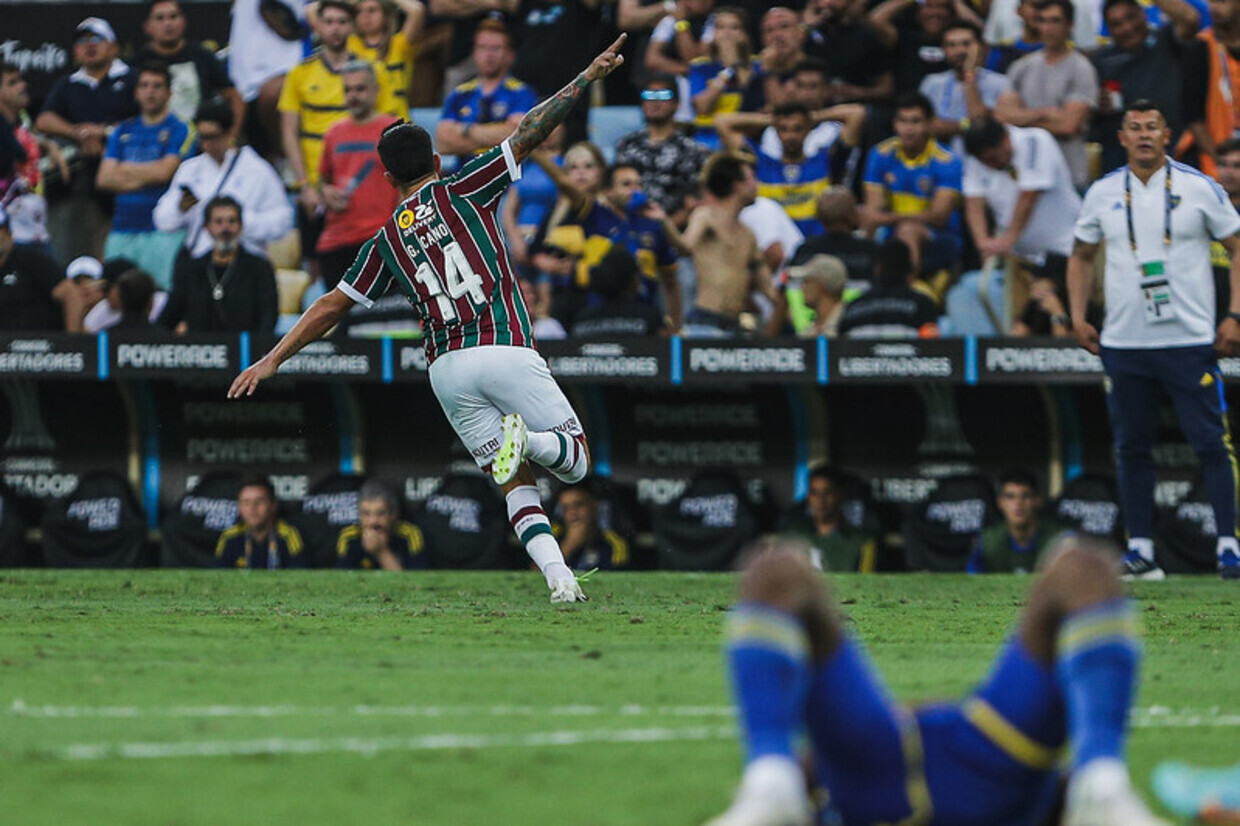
[7, 700, 733, 719]
[9, 701, 1240, 727]
[52, 726, 738, 761]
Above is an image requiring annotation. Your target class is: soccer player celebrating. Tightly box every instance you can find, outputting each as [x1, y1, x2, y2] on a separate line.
[229, 34, 630, 604]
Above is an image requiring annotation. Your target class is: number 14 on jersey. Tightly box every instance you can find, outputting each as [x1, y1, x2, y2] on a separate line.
[410, 241, 487, 322]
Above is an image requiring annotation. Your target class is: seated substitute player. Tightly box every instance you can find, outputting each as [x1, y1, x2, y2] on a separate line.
[336, 480, 427, 570]
[968, 467, 1065, 574]
[215, 475, 306, 569]
[704, 533, 1169, 826]
[229, 35, 631, 604]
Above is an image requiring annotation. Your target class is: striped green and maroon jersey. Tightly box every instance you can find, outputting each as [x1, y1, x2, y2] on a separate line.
[337, 140, 534, 363]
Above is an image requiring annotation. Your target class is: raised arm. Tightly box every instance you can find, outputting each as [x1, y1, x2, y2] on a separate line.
[713, 111, 770, 153]
[508, 33, 628, 163]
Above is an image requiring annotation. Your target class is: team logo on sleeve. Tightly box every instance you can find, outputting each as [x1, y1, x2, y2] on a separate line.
[398, 209, 416, 229]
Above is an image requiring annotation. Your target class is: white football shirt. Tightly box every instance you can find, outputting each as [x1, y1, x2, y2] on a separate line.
[1074, 159, 1240, 349]
[963, 125, 1081, 261]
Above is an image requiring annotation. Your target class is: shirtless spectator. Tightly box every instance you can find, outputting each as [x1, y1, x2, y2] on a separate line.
[678, 151, 776, 337]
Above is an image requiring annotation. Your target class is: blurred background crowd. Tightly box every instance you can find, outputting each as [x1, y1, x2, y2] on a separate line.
[8, 0, 1240, 343]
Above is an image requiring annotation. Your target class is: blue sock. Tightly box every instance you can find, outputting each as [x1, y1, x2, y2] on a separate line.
[1056, 599, 1140, 770]
[725, 603, 811, 762]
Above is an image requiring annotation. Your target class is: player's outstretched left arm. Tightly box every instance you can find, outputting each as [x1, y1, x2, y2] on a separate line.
[227, 289, 355, 399]
[507, 33, 627, 164]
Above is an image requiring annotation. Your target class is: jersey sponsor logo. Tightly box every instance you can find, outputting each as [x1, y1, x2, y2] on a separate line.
[414, 203, 435, 222]
[397, 208, 415, 229]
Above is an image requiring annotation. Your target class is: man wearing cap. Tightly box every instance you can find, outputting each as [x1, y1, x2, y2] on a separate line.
[97, 61, 192, 290]
[788, 253, 849, 336]
[615, 74, 711, 217]
[0, 205, 87, 331]
[35, 18, 139, 263]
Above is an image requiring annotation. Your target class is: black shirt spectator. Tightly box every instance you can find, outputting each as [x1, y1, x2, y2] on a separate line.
[511, 0, 605, 146]
[159, 195, 277, 333]
[134, 0, 245, 129]
[869, 0, 972, 95]
[0, 208, 80, 331]
[790, 186, 880, 283]
[570, 246, 667, 337]
[838, 239, 939, 337]
[1089, 0, 1199, 175]
[803, 0, 894, 104]
[161, 247, 277, 333]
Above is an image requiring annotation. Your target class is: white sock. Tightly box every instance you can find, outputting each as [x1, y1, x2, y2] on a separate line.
[1070, 757, 1131, 801]
[1128, 538, 1155, 563]
[1217, 536, 1239, 558]
[504, 485, 570, 584]
[527, 430, 589, 483]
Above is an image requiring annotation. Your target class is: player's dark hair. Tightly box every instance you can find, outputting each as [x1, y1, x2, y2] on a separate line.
[701, 151, 752, 199]
[1122, 99, 1166, 122]
[963, 116, 1007, 158]
[137, 60, 172, 87]
[0, 61, 21, 80]
[1035, 0, 1075, 24]
[204, 194, 243, 223]
[378, 120, 435, 186]
[194, 96, 234, 132]
[998, 467, 1040, 494]
[894, 91, 934, 120]
[238, 475, 276, 500]
[772, 101, 811, 120]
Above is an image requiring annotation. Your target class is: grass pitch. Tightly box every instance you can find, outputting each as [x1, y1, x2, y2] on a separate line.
[1, 571, 1237, 825]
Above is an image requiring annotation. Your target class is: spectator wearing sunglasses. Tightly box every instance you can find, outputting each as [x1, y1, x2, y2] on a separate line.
[614, 74, 711, 220]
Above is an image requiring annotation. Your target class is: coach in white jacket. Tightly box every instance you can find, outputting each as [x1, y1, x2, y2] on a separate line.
[153, 98, 293, 260]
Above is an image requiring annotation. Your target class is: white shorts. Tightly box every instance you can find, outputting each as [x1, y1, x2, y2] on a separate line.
[428, 345, 584, 469]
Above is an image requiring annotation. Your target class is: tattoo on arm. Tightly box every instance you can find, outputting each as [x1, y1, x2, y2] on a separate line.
[509, 75, 589, 161]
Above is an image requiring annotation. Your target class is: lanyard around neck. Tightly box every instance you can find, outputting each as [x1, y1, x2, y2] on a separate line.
[1124, 162, 1172, 255]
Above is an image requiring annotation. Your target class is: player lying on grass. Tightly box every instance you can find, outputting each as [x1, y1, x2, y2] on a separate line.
[706, 533, 1168, 826]
[228, 34, 631, 604]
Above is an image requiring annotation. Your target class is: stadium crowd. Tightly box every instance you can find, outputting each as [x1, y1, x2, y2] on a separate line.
[5, 0, 1239, 340]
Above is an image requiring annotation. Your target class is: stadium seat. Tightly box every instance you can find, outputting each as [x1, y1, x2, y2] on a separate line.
[588, 106, 643, 163]
[1052, 472, 1124, 542]
[654, 468, 761, 571]
[42, 471, 147, 568]
[160, 471, 243, 568]
[1154, 482, 1219, 574]
[902, 473, 997, 572]
[0, 484, 28, 567]
[291, 473, 367, 568]
[414, 472, 511, 569]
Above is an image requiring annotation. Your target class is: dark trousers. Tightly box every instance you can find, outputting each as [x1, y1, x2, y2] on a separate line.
[1100, 344, 1239, 541]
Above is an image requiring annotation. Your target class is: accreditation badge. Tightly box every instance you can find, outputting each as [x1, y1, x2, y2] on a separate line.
[1139, 260, 1174, 323]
